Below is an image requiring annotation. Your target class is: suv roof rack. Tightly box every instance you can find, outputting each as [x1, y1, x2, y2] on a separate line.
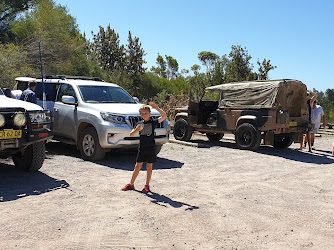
[44, 75, 103, 81]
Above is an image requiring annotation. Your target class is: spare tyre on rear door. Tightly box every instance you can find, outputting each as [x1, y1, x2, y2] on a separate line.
[173, 118, 193, 141]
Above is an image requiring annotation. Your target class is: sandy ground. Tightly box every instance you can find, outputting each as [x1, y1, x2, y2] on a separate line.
[1, 135, 334, 250]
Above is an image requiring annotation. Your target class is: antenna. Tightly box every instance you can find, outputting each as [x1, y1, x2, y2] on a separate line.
[38, 41, 47, 110]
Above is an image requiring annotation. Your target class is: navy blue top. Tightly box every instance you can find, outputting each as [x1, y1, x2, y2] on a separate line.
[20, 88, 37, 104]
[138, 118, 159, 150]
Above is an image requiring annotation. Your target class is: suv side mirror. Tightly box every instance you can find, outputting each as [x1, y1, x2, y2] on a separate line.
[133, 97, 139, 103]
[62, 95, 76, 105]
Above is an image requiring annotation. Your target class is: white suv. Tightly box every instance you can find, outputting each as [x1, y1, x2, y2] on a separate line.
[15, 76, 170, 161]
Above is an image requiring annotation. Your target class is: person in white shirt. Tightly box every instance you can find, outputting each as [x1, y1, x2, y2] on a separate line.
[310, 100, 326, 149]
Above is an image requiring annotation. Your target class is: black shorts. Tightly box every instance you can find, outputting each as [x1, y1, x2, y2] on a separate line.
[136, 148, 156, 163]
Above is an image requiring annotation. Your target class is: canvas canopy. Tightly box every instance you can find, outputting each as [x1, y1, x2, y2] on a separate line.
[205, 80, 307, 115]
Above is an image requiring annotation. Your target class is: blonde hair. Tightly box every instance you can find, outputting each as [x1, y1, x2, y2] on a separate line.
[139, 105, 151, 114]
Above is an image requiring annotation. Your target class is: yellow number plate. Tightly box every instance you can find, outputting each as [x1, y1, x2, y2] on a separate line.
[289, 122, 297, 127]
[0, 130, 22, 139]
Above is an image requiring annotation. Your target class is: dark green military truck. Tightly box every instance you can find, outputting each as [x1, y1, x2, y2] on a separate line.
[174, 79, 310, 150]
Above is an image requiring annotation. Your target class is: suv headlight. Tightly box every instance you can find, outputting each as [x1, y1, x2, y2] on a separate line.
[29, 111, 50, 124]
[101, 112, 126, 124]
[0, 114, 5, 128]
[13, 112, 27, 127]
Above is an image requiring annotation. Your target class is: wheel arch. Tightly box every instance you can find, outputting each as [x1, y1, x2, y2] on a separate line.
[76, 122, 94, 143]
[175, 112, 188, 122]
[236, 115, 260, 128]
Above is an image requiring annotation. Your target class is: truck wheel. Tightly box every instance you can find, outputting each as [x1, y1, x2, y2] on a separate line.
[173, 118, 193, 141]
[79, 127, 106, 161]
[206, 133, 223, 141]
[235, 123, 261, 150]
[273, 133, 294, 148]
[12, 142, 46, 171]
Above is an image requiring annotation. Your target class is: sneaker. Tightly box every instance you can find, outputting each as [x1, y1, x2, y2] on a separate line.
[121, 184, 134, 191]
[141, 184, 150, 193]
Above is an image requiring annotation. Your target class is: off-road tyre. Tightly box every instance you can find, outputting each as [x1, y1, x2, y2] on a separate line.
[12, 141, 46, 171]
[79, 127, 106, 161]
[173, 118, 193, 141]
[206, 133, 224, 141]
[235, 123, 261, 150]
[273, 133, 294, 148]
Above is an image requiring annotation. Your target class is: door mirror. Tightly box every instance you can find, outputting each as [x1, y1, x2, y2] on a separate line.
[62, 95, 76, 105]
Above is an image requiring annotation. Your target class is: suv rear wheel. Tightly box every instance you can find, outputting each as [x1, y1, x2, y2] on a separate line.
[235, 123, 261, 150]
[12, 142, 45, 171]
[79, 127, 105, 161]
[173, 118, 193, 141]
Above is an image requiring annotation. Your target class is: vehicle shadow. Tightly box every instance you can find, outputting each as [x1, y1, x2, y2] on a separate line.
[46, 141, 81, 158]
[0, 162, 70, 202]
[189, 139, 334, 164]
[256, 146, 334, 164]
[98, 149, 184, 171]
[189, 139, 239, 149]
[45, 141, 184, 171]
[139, 191, 199, 211]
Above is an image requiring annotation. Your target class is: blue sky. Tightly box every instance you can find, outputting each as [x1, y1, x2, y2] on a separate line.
[55, 0, 333, 91]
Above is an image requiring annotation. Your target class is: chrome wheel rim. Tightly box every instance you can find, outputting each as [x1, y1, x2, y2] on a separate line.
[82, 134, 95, 156]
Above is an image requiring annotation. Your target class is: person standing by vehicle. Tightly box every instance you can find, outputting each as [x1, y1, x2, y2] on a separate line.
[20, 80, 37, 104]
[122, 102, 167, 193]
[309, 100, 326, 150]
[299, 90, 317, 151]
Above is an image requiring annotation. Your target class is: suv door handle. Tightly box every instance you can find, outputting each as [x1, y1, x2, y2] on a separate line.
[54, 107, 59, 112]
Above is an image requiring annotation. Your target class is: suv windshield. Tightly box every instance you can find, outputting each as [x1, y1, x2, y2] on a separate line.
[78, 85, 136, 104]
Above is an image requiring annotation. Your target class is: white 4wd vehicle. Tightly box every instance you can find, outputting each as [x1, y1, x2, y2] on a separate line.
[15, 76, 170, 161]
[0, 88, 53, 171]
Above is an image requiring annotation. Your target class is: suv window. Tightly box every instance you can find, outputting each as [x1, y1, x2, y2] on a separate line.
[57, 84, 77, 102]
[78, 85, 135, 103]
[35, 82, 60, 101]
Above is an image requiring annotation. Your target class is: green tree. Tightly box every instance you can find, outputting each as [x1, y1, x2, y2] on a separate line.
[211, 55, 228, 85]
[257, 58, 277, 80]
[316, 88, 334, 123]
[0, 43, 34, 88]
[165, 55, 179, 80]
[197, 51, 219, 74]
[126, 31, 146, 76]
[0, 0, 39, 42]
[125, 31, 147, 93]
[191, 64, 201, 76]
[0, 0, 37, 22]
[10, 0, 93, 76]
[224, 45, 256, 82]
[91, 24, 126, 73]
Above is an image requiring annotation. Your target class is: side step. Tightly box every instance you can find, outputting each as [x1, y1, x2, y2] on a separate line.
[52, 136, 76, 145]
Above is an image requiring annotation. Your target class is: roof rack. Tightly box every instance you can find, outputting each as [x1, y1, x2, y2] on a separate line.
[44, 75, 103, 81]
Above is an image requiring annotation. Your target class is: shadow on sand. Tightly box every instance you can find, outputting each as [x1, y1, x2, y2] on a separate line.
[46, 141, 184, 171]
[137, 190, 199, 211]
[189, 138, 334, 165]
[0, 162, 70, 202]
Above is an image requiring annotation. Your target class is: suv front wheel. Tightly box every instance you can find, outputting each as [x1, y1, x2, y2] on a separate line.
[79, 127, 106, 161]
[235, 123, 261, 150]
